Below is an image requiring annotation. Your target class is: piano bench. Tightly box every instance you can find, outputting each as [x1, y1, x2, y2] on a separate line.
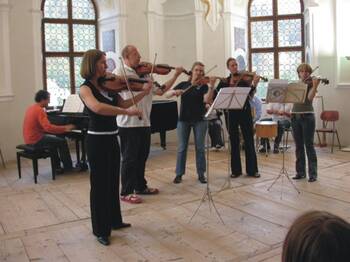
[16, 144, 56, 184]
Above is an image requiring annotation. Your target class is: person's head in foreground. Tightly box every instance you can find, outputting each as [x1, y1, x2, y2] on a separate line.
[282, 210, 350, 262]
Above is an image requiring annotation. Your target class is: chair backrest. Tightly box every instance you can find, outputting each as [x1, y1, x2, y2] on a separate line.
[320, 111, 339, 122]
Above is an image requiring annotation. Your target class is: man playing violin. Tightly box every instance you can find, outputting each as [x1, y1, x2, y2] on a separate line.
[215, 57, 261, 178]
[113, 45, 184, 204]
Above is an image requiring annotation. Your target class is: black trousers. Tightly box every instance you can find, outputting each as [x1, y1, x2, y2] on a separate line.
[34, 134, 73, 170]
[87, 134, 122, 237]
[226, 104, 258, 175]
[208, 118, 224, 147]
[119, 127, 151, 196]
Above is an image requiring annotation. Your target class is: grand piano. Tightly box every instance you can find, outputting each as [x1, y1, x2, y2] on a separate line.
[48, 99, 178, 169]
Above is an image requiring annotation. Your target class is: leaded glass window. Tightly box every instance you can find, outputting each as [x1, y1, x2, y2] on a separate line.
[42, 0, 97, 106]
[248, 0, 304, 99]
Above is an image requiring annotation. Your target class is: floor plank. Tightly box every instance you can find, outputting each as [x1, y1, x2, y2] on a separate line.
[0, 143, 349, 261]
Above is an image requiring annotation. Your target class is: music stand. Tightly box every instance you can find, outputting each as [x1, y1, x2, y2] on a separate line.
[211, 87, 251, 191]
[265, 80, 307, 195]
[189, 87, 250, 224]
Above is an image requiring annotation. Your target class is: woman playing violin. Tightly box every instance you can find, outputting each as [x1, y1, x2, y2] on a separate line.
[291, 63, 321, 182]
[166, 61, 216, 184]
[215, 57, 260, 178]
[79, 49, 149, 245]
[112, 45, 184, 204]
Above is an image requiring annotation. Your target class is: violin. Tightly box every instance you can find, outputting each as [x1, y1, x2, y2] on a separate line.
[193, 76, 225, 86]
[98, 74, 149, 94]
[232, 71, 268, 82]
[134, 62, 191, 76]
[303, 76, 329, 85]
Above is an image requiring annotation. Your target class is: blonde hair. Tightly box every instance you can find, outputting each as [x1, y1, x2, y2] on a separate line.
[296, 63, 312, 74]
[188, 61, 205, 81]
[80, 49, 106, 80]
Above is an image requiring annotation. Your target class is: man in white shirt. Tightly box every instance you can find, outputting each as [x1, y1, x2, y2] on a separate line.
[113, 45, 184, 204]
[259, 103, 292, 153]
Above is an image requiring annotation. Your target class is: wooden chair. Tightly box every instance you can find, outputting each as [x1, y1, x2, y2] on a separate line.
[315, 111, 341, 153]
[16, 144, 56, 184]
[255, 121, 278, 157]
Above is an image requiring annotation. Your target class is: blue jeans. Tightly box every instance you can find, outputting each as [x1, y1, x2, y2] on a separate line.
[175, 120, 207, 177]
[291, 113, 317, 178]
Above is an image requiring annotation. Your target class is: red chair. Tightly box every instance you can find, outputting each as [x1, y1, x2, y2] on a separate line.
[316, 111, 341, 153]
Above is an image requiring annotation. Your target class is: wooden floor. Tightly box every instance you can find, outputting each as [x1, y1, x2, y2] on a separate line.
[1, 142, 350, 262]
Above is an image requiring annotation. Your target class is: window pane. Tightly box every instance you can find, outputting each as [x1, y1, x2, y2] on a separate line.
[250, 0, 273, 17]
[252, 52, 274, 98]
[278, 19, 302, 47]
[44, 0, 68, 19]
[46, 57, 71, 106]
[251, 21, 274, 48]
[278, 0, 301, 15]
[72, 0, 96, 20]
[74, 57, 84, 93]
[73, 24, 96, 52]
[279, 51, 302, 81]
[44, 23, 69, 52]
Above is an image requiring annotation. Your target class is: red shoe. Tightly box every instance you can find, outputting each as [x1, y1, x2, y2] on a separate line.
[120, 194, 142, 204]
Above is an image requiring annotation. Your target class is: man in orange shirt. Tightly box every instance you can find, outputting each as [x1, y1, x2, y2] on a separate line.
[23, 90, 76, 172]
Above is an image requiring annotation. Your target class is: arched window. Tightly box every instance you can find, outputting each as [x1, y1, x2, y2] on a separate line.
[248, 0, 304, 98]
[41, 0, 97, 105]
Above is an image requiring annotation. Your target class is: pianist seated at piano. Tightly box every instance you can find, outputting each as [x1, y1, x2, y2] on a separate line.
[22, 90, 77, 174]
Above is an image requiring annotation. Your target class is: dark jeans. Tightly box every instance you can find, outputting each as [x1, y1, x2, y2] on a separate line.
[260, 119, 291, 149]
[34, 134, 73, 170]
[87, 134, 122, 237]
[119, 127, 151, 196]
[225, 104, 258, 175]
[291, 113, 317, 178]
[208, 118, 224, 147]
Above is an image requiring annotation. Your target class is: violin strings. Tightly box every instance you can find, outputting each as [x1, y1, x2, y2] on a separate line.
[182, 64, 218, 95]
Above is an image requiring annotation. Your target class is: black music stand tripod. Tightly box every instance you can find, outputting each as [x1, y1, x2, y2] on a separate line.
[265, 80, 307, 195]
[189, 87, 251, 224]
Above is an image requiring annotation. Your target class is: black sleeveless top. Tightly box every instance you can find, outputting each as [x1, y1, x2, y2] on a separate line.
[81, 80, 118, 132]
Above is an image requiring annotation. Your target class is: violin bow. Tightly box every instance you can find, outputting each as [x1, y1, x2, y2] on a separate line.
[303, 66, 319, 83]
[150, 52, 157, 79]
[119, 56, 142, 120]
[181, 64, 218, 95]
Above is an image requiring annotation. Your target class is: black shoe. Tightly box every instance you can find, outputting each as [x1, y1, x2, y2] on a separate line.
[273, 147, 279, 154]
[258, 147, 267, 153]
[215, 144, 223, 149]
[173, 176, 182, 184]
[55, 167, 64, 175]
[97, 236, 110, 246]
[64, 166, 81, 172]
[112, 222, 131, 230]
[308, 177, 317, 182]
[198, 176, 207, 184]
[230, 173, 242, 178]
[247, 173, 261, 178]
[292, 174, 306, 180]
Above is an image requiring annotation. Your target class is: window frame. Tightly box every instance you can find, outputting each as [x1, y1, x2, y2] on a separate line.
[41, 0, 98, 94]
[247, 0, 305, 79]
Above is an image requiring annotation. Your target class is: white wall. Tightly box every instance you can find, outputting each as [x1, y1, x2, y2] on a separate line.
[1, 0, 350, 163]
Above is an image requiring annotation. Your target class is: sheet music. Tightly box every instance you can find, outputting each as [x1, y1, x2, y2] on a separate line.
[205, 87, 250, 118]
[266, 79, 288, 103]
[266, 79, 307, 104]
[62, 94, 84, 113]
